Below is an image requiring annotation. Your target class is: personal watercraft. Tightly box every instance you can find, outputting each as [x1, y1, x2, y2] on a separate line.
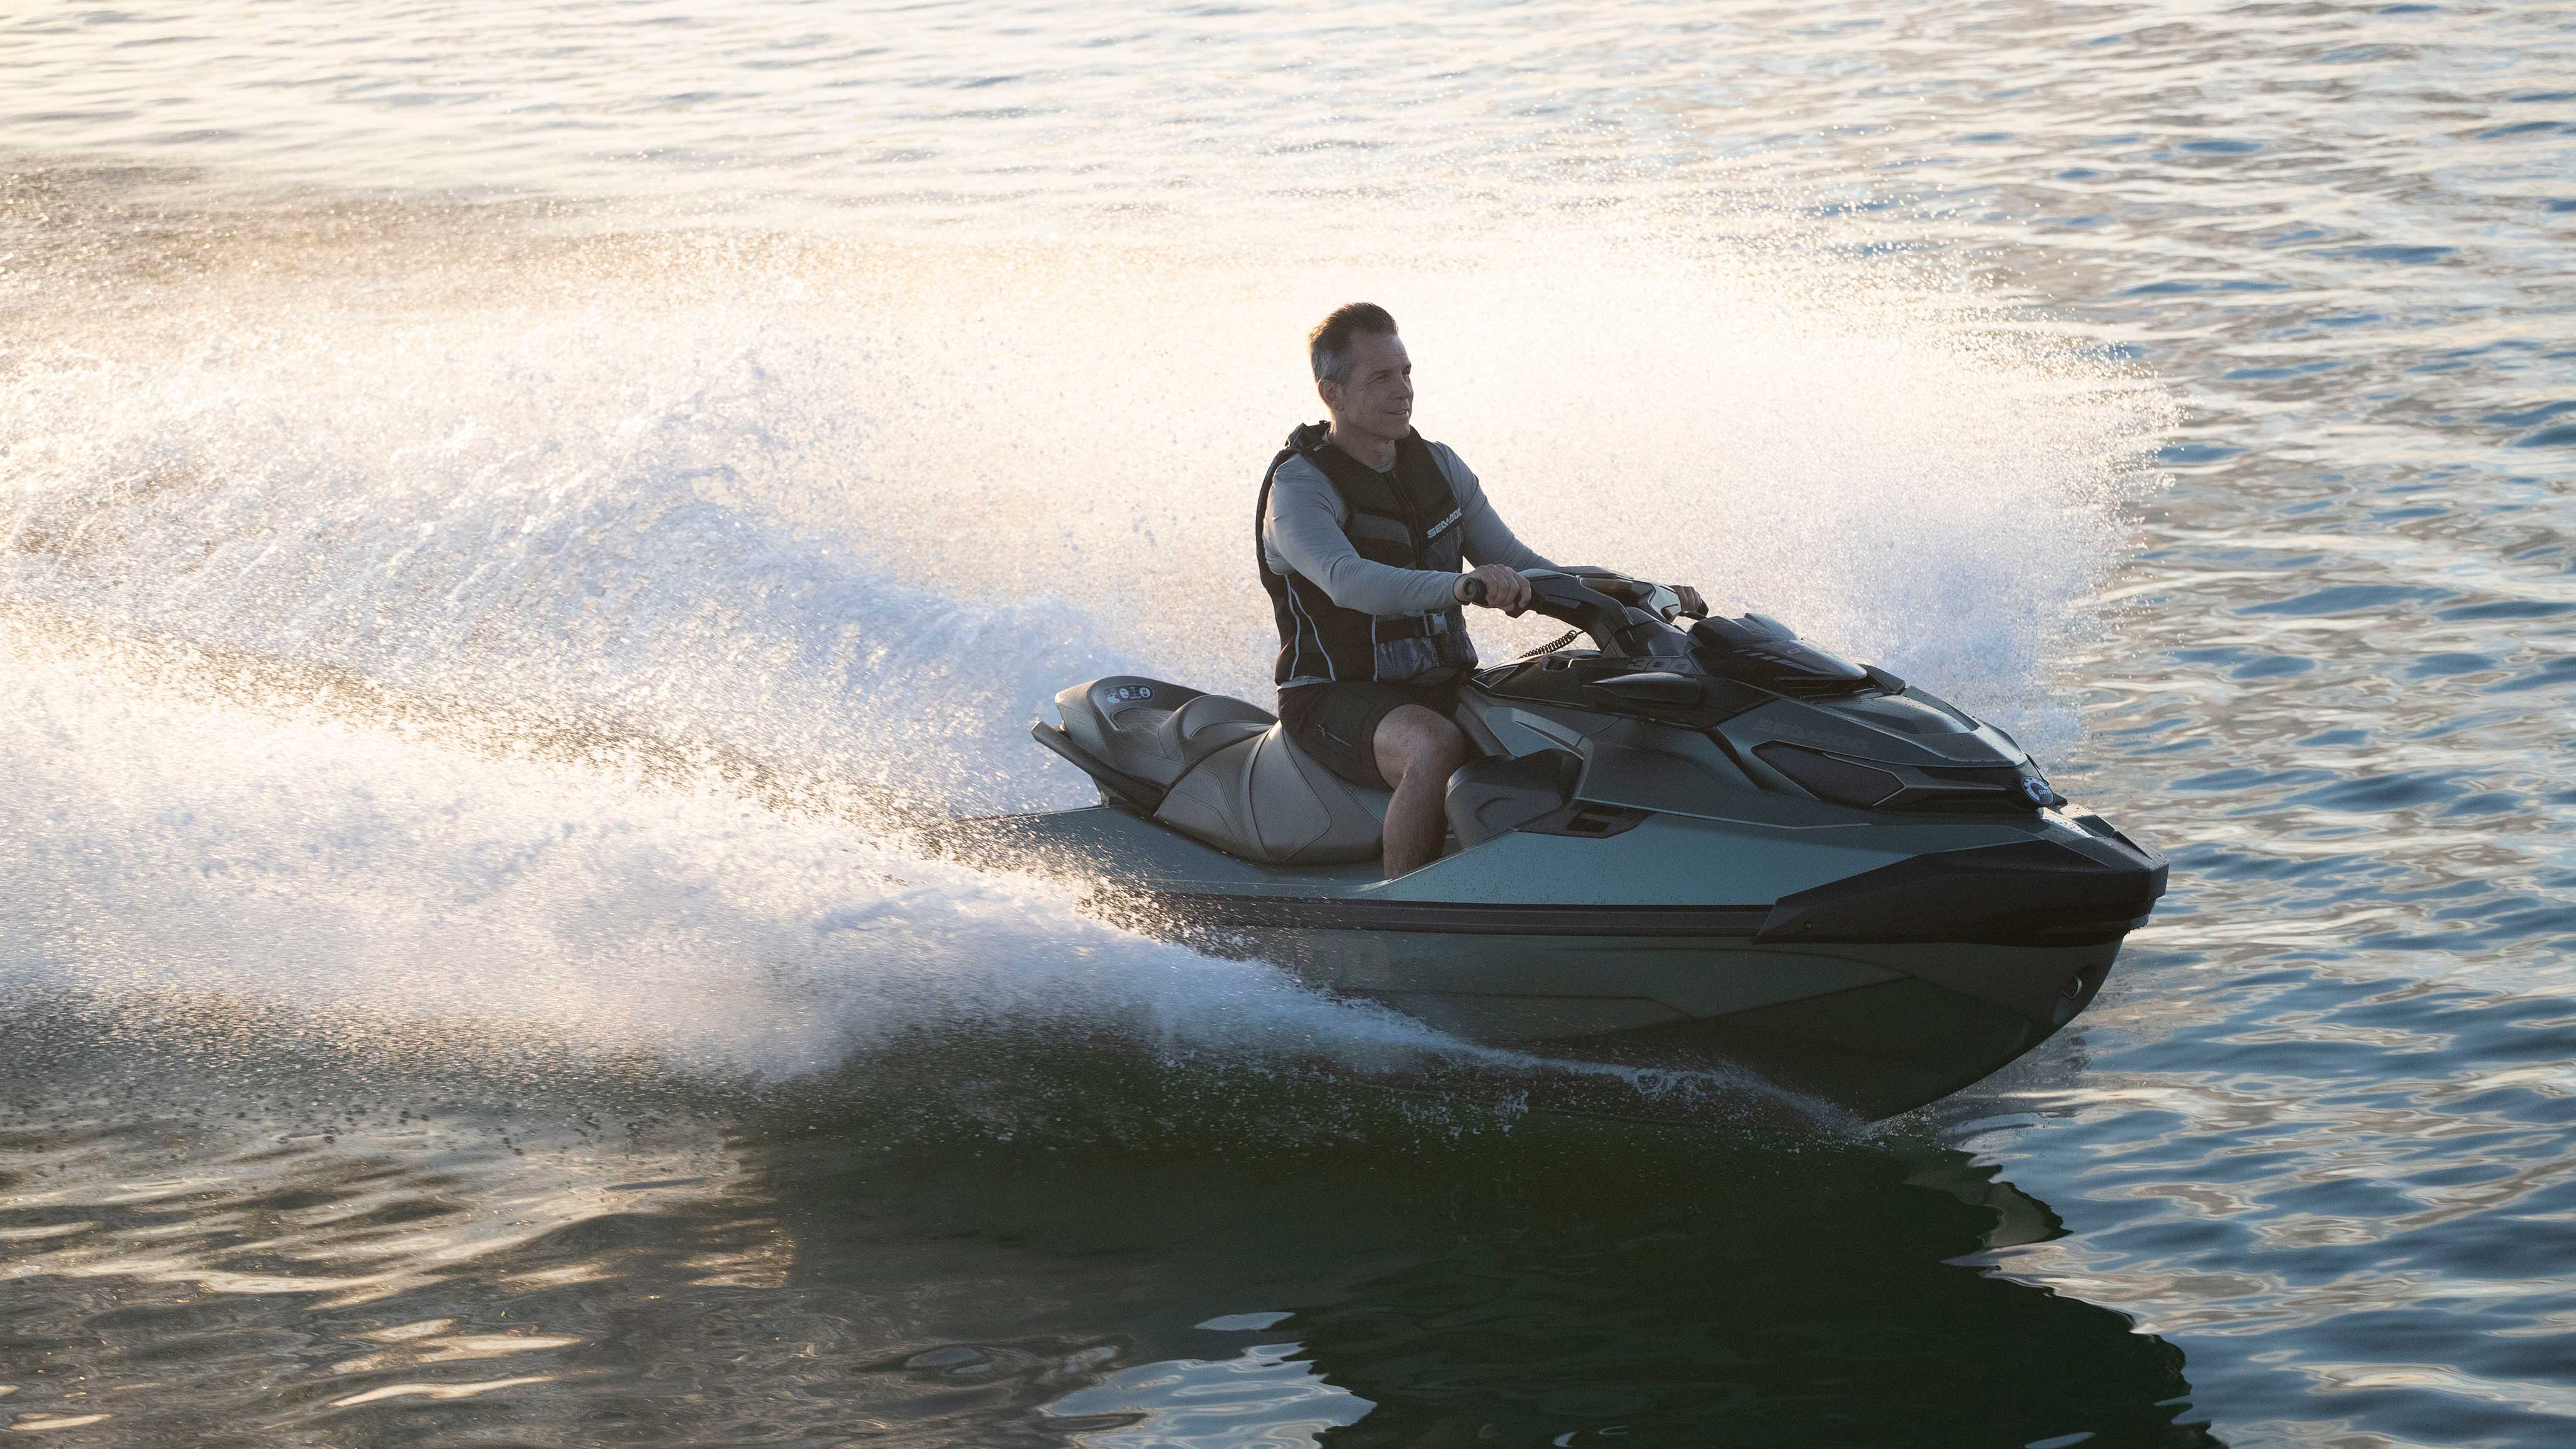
[954, 570, 2165, 1120]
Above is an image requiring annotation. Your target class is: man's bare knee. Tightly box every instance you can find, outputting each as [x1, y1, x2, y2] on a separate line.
[1375, 705, 1466, 789]
[1412, 718, 1467, 774]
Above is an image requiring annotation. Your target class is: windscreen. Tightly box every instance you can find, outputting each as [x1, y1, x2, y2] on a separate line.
[1688, 616, 1875, 699]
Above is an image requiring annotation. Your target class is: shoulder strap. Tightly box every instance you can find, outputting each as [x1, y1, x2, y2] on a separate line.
[1394, 433, 1460, 512]
[1256, 420, 1338, 569]
[1253, 444, 1299, 574]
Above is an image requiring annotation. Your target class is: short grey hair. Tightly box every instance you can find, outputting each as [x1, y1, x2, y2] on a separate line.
[1308, 303, 1398, 385]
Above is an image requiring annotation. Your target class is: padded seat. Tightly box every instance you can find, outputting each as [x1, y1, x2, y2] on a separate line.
[1052, 676, 1389, 865]
[1054, 677, 1276, 788]
[1152, 723, 1389, 865]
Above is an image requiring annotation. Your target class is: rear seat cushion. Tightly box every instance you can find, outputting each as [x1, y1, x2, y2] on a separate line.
[1152, 723, 1389, 865]
[1055, 677, 1274, 788]
[1155, 692, 1274, 769]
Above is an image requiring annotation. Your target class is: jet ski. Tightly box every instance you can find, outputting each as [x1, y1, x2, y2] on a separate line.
[951, 569, 2165, 1120]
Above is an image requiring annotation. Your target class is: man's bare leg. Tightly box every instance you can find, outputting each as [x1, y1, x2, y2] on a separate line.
[1373, 704, 1469, 878]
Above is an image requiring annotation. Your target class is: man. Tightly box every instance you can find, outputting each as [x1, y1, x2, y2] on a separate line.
[1257, 303, 1701, 877]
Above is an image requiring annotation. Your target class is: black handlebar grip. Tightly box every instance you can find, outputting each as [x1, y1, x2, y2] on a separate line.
[1460, 577, 1487, 605]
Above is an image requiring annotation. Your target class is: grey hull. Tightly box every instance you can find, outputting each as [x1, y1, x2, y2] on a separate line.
[937, 805, 2136, 1119]
[1158, 923, 2111, 1120]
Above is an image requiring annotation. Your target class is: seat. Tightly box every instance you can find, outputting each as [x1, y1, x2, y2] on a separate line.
[1152, 723, 1389, 865]
[1052, 675, 1389, 865]
[1053, 677, 1277, 788]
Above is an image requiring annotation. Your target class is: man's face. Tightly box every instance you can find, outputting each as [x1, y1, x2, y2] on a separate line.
[1321, 331, 1413, 441]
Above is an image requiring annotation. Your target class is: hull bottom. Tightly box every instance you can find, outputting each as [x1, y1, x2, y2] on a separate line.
[1175, 923, 2119, 1121]
[1518, 975, 2055, 1122]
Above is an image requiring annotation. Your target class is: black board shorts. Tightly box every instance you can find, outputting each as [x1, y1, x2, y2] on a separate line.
[1276, 678, 1461, 792]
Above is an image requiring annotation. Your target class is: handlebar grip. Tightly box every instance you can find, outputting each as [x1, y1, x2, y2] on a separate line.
[1460, 577, 1487, 606]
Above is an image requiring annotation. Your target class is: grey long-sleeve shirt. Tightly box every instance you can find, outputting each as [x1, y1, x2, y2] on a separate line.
[1261, 442, 1554, 617]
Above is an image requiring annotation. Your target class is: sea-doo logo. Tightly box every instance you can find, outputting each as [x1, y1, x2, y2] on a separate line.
[1426, 508, 1464, 539]
[2018, 775, 2053, 806]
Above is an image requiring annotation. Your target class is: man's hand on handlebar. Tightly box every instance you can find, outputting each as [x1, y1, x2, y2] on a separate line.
[1454, 564, 1533, 615]
[1671, 584, 1708, 619]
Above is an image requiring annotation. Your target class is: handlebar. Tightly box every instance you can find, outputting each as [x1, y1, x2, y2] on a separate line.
[1460, 570, 1692, 655]
[1458, 575, 1531, 616]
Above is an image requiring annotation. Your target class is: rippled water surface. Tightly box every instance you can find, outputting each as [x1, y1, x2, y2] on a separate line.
[3, 1, 2574, 1444]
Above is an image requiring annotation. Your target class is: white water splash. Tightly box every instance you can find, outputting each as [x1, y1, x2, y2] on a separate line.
[0, 636, 1472, 1077]
[0, 189, 2166, 1089]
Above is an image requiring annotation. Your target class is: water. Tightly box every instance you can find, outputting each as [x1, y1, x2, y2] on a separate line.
[2, 0, 2572, 1443]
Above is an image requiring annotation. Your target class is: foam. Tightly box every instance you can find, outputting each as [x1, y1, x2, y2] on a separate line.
[1, 221, 2166, 763]
[0, 633, 1470, 1079]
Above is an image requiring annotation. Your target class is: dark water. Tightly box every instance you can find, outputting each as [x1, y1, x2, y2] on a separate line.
[2, 1021, 2202, 1446]
[4, 1, 2576, 1444]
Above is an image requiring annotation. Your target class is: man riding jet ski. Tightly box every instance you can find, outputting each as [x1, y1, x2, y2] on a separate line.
[952, 307, 2168, 1120]
[1258, 303, 1706, 876]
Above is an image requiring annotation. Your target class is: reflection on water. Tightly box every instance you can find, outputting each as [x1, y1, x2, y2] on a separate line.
[1048, 1335, 1372, 1448]
[0, 1021, 2217, 1446]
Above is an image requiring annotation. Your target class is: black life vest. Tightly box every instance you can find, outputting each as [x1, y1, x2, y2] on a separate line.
[1256, 421, 1477, 689]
